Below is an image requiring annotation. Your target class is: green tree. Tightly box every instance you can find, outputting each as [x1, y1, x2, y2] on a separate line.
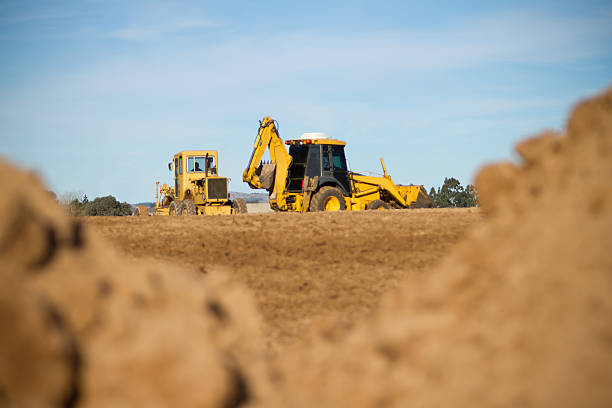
[66, 198, 86, 216]
[430, 178, 478, 208]
[84, 195, 132, 216]
[428, 187, 437, 204]
[460, 184, 478, 207]
[436, 177, 461, 207]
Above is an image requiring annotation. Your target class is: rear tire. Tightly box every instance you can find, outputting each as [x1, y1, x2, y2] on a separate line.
[178, 200, 197, 215]
[232, 198, 248, 214]
[168, 200, 180, 216]
[310, 186, 346, 212]
[366, 199, 390, 210]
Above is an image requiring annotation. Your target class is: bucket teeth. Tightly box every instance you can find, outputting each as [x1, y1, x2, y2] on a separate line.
[255, 163, 276, 191]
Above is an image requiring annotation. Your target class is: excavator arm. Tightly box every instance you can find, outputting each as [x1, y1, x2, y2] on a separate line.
[242, 117, 293, 210]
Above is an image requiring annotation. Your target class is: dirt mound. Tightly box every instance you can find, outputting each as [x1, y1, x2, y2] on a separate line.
[273, 89, 612, 407]
[0, 162, 268, 406]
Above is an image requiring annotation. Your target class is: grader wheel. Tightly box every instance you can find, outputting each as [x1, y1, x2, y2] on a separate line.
[178, 200, 197, 215]
[168, 200, 181, 216]
[231, 198, 248, 214]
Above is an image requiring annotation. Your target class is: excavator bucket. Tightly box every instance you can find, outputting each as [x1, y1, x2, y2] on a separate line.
[255, 163, 276, 192]
[397, 185, 433, 208]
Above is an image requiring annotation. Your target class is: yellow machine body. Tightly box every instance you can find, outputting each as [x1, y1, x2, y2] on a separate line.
[243, 117, 432, 212]
[149, 150, 245, 216]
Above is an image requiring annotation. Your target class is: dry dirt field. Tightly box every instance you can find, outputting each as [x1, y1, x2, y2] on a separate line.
[2, 88, 611, 407]
[84, 208, 483, 348]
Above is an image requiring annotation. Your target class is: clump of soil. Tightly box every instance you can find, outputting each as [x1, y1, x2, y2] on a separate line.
[0, 161, 268, 407]
[273, 88, 612, 407]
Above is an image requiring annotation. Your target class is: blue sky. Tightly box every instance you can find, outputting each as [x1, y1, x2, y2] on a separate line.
[1, 0, 611, 202]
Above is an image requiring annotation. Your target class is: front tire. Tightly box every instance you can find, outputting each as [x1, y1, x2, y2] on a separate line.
[310, 186, 347, 212]
[178, 199, 196, 215]
[366, 199, 390, 210]
[168, 200, 180, 216]
[232, 198, 248, 214]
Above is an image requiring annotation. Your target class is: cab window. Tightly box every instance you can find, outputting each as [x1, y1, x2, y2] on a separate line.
[188, 156, 204, 172]
[208, 157, 216, 174]
[178, 157, 183, 174]
[331, 145, 347, 170]
[322, 146, 331, 171]
[187, 155, 216, 174]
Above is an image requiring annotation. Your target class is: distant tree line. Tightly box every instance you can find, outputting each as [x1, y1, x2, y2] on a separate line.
[64, 194, 132, 216]
[428, 177, 478, 208]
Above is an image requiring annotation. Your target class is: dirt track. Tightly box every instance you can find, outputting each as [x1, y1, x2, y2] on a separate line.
[85, 208, 483, 348]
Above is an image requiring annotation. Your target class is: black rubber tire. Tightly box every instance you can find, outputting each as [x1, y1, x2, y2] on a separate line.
[231, 198, 248, 214]
[366, 199, 391, 210]
[168, 200, 180, 216]
[178, 200, 197, 215]
[310, 186, 347, 212]
[161, 195, 173, 207]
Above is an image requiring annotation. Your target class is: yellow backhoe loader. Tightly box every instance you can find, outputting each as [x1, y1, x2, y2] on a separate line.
[242, 117, 432, 212]
[135, 150, 247, 216]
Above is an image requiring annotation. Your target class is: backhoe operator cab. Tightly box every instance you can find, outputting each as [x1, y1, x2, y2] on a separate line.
[285, 137, 352, 211]
[243, 117, 433, 212]
[287, 138, 350, 194]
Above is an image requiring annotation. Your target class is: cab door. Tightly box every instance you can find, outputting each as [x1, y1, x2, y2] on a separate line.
[321, 145, 333, 179]
[174, 156, 183, 199]
[321, 145, 351, 195]
[330, 145, 351, 194]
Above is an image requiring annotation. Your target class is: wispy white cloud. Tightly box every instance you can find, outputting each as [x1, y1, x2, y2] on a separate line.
[8, 11, 611, 111]
[106, 0, 218, 40]
[0, 10, 82, 25]
[2, 9, 610, 200]
[51, 11, 609, 102]
[110, 19, 217, 40]
[248, 12, 612, 71]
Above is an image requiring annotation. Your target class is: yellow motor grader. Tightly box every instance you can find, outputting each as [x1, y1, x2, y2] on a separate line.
[134, 150, 247, 216]
[242, 117, 432, 212]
